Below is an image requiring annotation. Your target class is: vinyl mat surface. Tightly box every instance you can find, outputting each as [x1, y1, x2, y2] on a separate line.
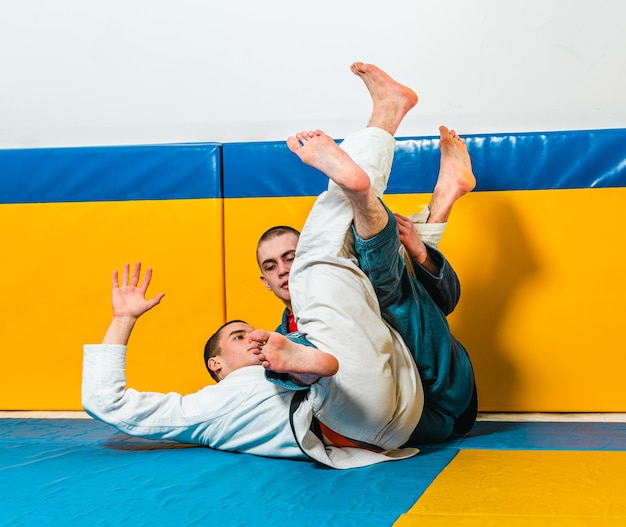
[0, 418, 625, 526]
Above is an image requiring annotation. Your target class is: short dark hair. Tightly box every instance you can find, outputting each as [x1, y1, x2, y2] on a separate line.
[204, 320, 249, 383]
[256, 225, 301, 268]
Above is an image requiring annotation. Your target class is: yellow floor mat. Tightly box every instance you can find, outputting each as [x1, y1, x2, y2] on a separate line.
[395, 449, 626, 526]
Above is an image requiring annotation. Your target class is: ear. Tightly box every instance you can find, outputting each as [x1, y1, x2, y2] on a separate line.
[207, 357, 221, 374]
[259, 275, 271, 291]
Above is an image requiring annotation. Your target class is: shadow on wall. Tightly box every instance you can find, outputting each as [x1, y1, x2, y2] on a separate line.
[447, 194, 540, 411]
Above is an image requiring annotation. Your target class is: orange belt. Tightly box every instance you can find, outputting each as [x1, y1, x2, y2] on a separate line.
[318, 421, 383, 452]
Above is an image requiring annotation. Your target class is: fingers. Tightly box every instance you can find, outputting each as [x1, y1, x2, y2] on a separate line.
[114, 261, 154, 292]
[393, 212, 412, 233]
[120, 262, 130, 286]
[146, 292, 165, 310]
[117, 261, 140, 286]
[394, 212, 410, 224]
[130, 261, 141, 287]
[139, 266, 153, 293]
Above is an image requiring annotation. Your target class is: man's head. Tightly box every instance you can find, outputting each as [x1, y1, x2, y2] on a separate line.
[256, 226, 300, 311]
[204, 320, 260, 382]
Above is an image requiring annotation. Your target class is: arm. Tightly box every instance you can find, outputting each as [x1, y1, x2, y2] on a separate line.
[82, 263, 301, 456]
[81, 261, 195, 440]
[395, 213, 461, 315]
[83, 262, 223, 443]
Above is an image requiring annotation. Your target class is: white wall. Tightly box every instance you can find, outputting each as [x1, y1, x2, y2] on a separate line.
[1, 0, 625, 147]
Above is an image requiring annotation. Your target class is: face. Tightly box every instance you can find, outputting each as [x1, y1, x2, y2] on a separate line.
[257, 232, 299, 308]
[208, 321, 260, 380]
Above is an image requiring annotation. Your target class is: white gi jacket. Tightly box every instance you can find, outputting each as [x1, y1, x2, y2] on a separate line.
[82, 344, 418, 469]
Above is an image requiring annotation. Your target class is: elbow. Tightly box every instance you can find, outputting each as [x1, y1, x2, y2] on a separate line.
[81, 380, 109, 422]
[81, 385, 99, 418]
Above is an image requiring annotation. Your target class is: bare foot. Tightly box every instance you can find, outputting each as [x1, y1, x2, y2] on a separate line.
[287, 130, 371, 195]
[249, 329, 339, 386]
[428, 125, 476, 223]
[350, 62, 418, 135]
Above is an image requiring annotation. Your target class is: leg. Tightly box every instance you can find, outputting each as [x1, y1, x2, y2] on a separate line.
[355, 206, 477, 443]
[402, 126, 476, 257]
[288, 132, 476, 442]
[284, 63, 424, 448]
[288, 62, 417, 240]
[288, 188, 423, 447]
[288, 130, 387, 240]
[428, 125, 475, 223]
[287, 62, 417, 202]
[349, 62, 418, 136]
[285, 140, 414, 446]
[397, 125, 476, 273]
[249, 329, 338, 386]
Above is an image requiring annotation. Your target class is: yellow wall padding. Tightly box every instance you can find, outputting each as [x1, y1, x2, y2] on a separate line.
[4, 184, 625, 411]
[224, 195, 315, 330]
[225, 187, 626, 412]
[439, 187, 626, 411]
[395, 449, 626, 526]
[0, 199, 224, 410]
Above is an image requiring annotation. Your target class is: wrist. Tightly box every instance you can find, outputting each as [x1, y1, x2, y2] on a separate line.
[409, 244, 428, 266]
[103, 316, 138, 345]
[112, 315, 139, 325]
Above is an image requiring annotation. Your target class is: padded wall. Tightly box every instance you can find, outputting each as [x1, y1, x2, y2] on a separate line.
[2, 130, 625, 411]
[0, 144, 225, 409]
[223, 128, 626, 412]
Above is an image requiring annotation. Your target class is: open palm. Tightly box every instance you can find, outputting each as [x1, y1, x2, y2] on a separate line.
[111, 262, 164, 319]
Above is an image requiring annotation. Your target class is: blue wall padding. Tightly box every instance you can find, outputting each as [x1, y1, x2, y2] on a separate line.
[2, 128, 624, 203]
[0, 143, 222, 204]
[467, 128, 626, 191]
[223, 128, 626, 198]
[222, 140, 328, 198]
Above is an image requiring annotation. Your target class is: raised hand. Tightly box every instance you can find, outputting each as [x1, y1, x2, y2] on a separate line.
[111, 262, 165, 320]
[102, 262, 165, 346]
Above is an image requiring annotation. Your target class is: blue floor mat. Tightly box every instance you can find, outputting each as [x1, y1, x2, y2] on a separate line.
[1, 418, 624, 526]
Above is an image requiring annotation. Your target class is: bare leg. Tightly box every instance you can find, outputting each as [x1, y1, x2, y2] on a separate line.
[286, 62, 417, 239]
[249, 329, 339, 386]
[427, 125, 476, 223]
[350, 62, 418, 136]
[287, 130, 388, 239]
[396, 126, 476, 270]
